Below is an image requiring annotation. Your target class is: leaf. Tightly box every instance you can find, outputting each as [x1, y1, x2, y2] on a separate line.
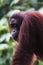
[0, 17, 8, 26]
[5, 33, 11, 42]
[38, 7, 43, 14]
[0, 33, 11, 42]
[0, 25, 8, 31]
[38, 60, 43, 65]
[0, 44, 9, 50]
[10, 0, 19, 6]
[0, 34, 6, 42]
[0, 58, 5, 64]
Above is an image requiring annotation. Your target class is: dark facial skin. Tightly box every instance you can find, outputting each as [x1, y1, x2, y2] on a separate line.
[10, 18, 18, 37]
[8, 13, 23, 40]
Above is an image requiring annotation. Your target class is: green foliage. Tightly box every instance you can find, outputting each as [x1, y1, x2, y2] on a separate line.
[0, 0, 43, 65]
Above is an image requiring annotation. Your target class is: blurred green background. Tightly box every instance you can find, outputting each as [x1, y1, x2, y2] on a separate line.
[0, 0, 43, 65]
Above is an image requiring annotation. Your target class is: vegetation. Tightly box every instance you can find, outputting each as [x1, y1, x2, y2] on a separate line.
[0, 0, 43, 65]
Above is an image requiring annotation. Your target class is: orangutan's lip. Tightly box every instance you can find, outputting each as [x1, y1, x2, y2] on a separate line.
[11, 30, 18, 39]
